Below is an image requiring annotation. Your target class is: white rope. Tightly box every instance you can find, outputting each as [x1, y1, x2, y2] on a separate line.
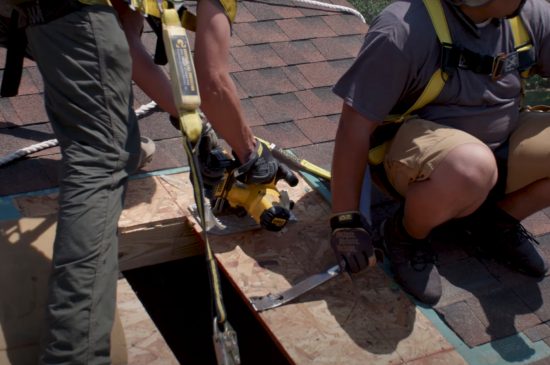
[134, 100, 158, 116]
[0, 101, 159, 168]
[289, 0, 366, 23]
[0, 139, 59, 166]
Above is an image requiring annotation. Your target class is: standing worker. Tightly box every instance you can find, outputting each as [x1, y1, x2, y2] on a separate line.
[111, 0, 283, 185]
[330, 0, 550, 305]
[3, 0, 153, 363]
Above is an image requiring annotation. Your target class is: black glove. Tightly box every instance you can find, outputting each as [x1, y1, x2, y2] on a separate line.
[195, 123, 234, 198]
[330, 211, 376, 273]
[234, 139, 298, 186]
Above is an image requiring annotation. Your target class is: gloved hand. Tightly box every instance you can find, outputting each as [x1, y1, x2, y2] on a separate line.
[234, 139, 298, 186]
[330, 211, 376, 273]
[197, 123, 231, 185]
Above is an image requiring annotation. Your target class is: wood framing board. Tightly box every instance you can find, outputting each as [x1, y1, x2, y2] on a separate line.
[11, 174, 203, 271]
[170, 172, 468, 365]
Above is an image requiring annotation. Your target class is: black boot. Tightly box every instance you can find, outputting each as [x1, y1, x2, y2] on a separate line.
[463, 203, 548, 277]
[382, 209, 441, 305]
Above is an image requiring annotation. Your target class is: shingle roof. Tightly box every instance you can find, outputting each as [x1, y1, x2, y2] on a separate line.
[0, 0, 367, 196]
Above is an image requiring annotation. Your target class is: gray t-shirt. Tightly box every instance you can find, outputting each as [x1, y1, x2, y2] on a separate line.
[333, 0, 550, 148]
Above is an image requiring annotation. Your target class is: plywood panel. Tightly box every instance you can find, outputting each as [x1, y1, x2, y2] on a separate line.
[119, 175, 187, 231]
[176, 173, 466, 365]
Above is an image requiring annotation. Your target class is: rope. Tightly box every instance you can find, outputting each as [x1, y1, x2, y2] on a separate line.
[134, 100, 158, 117]
[0, 102, 158, 167]
[289, 0, 366, 23]
[0, 139, 59, 166]
[0, 101, 159, 168]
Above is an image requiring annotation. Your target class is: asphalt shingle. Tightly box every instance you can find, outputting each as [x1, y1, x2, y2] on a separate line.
[276, 17, 337, 41]
[295, 87, 342, 116]
[233, 68, 298, 97]
[233, 21, 289, 45]
[231, 44, 286, 71]
[271, 40, 325, 66]
[10, 94, 48, 125]
[251, 93, 312, 124]
[251, 121, 311, 149]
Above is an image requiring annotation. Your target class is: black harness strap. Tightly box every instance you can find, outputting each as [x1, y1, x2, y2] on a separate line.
[440, 43, 536, 79]
[145, 16, 168, 65]
[1, 0, 84, 98]
[488, 140, 509, 202]
[145, 5, 189, 66]
[1, 10, 27, 97]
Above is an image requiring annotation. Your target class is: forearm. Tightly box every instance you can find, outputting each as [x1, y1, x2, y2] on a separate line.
[331, 103, 377, 214]
[129, 40, 178, 117]
[197, 69, 256, 161]
[113, 0, 179, 117]
[194, 0, 256, 162]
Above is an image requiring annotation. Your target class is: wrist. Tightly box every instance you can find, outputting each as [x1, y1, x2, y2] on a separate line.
[330, 211, 366, 230]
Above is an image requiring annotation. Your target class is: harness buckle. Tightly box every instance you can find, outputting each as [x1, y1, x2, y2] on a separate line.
[491, 53, 506, 80]
[491, 51, 519, 80]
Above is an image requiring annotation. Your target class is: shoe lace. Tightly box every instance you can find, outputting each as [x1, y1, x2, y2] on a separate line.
[410, 241, 438, 271]
[506, 222, 539, 247]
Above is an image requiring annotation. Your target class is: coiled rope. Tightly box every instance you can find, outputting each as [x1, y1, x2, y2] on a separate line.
[0, 101, 158, 167]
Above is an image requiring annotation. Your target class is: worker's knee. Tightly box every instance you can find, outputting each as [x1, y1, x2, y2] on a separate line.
[441, 143, 498, 192]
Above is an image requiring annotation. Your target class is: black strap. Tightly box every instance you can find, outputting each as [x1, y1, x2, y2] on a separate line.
[441, 44, 535, 78]
[145, 5, 188, 66]
[330, 212, 366, 230]
[145, 16, 167, 65]
[1, 10, 27, 97]
[487, 140, 509, 202]
[1, 0, 86, 97]
[16, 0, 84, 26]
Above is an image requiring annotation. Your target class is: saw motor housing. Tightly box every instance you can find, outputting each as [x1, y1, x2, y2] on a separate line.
[201, 139, 295, 232]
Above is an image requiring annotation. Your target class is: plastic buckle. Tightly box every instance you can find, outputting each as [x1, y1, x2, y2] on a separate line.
[440, 43, 459, 75]
[491, 53, 507, 80]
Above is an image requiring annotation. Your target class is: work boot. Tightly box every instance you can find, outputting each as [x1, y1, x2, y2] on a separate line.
[382, 209, 442, 305]
[138, 136, 156, 169]
[465, 205, 549, 277]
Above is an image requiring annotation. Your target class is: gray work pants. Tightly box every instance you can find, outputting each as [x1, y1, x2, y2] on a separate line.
[26, 5, 140, 364]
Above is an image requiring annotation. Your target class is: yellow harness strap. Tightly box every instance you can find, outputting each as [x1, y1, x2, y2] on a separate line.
[368, 0, 533, 166]
[508, 15, 533, 78]
[127, 0, 236, 31]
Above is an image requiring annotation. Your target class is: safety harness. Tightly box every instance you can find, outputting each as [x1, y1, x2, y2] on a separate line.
[368, 0, 535, 166]
[1, 0, 89, 97]
[0, 0, 216, 96]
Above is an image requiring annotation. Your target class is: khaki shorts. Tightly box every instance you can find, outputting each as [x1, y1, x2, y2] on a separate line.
[384, 111, 550, 197]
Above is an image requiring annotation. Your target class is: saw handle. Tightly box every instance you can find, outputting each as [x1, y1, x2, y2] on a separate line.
[277, 162, 299, 187]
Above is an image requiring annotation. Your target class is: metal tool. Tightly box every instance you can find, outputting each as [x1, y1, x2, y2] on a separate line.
[249, 264, 342, 312]
[256, 137, 331, 181]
